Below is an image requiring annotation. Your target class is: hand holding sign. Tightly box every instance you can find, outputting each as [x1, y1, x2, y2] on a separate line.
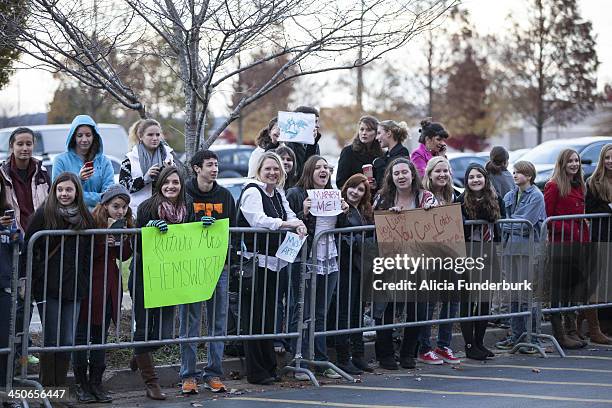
[307, 189, 343, 217]
[278, 111, 316, 145]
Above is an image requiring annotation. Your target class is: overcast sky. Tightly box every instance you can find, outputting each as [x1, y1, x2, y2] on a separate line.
[1, 0, 610, 117]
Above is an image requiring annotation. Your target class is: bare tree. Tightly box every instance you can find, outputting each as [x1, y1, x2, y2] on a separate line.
[1, 0, 457, 159]
[502, 0, 599, 145]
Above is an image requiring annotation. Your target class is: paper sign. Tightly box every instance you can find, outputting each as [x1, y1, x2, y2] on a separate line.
[141, 219, 229, 308]
[308, 189, 342, 216]
[275, 232, 307, 263]
[374, 203, 466, 259]
[278, 111, 316, 144]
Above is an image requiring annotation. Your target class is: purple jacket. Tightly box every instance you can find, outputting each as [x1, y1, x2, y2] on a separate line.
[410, 143, 433, 178]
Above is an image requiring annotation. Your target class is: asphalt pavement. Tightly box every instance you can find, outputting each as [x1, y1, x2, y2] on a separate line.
[84, 344, 612, 408]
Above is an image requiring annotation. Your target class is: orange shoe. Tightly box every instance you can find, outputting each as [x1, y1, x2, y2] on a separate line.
[181, 377, 198, 394]
[204, 376, 226, 393]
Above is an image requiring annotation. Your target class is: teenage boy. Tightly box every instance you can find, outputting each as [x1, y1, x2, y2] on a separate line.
[179, 150, 236, 394]
[496, 160, 546, 353]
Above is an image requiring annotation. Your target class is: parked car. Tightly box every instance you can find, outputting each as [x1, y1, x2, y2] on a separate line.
[0, 123, 129, 163]
[508, 148, 531, 164]
[210, 144, 254, 178]
[518, 137, 612, 189]
[217, 177, 250, 203]
[446, 152, 489, 188]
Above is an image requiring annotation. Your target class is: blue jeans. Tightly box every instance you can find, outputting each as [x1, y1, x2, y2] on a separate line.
[418, 302, 459, 351]
[39, 298, 80, 348]
[179, 269, 228, 380]
[294, 271, 339, 362]
[510, 302, 538, 342]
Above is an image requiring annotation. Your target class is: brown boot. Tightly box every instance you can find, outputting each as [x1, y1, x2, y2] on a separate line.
[551, 314, 584, 349]
[39, 353, 56, 386]
[135, 353, 166, 400]
[584, 309, 612, 344]
[563, 313, 588, 347]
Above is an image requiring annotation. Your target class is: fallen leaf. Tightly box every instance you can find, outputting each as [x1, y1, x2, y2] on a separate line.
[532, 368, 541, 373]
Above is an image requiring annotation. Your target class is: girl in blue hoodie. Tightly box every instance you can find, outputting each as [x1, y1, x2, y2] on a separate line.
[52, 115, 114, 208]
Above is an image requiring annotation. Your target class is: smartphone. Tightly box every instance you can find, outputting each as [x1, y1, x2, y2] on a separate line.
[109, 219, 126, 246]
[84, 161, 94, 170]
[4, 209, 15, 219]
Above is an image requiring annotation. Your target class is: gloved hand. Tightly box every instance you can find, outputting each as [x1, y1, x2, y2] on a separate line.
[146, 219, 168, 233]
[201, 216, 216, 227]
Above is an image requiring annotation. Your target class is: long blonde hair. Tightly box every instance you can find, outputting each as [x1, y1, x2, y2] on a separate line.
[587, 144, 612, 202]
[549, 148, 584, 197]
[423, 157, 454, 204]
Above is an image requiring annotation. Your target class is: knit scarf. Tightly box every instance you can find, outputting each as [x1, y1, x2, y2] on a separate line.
[137, 142, 166, 177]
[158, 200, 186, 224]
[57, 204, 81, 227]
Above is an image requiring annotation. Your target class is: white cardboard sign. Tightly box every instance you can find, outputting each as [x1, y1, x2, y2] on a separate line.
[275, 232, 307, 263]
[308, 189, 343, 217]
[277, 111, 316, 145]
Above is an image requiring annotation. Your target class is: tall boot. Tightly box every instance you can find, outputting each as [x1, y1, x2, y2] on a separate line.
[551, 313, 583, 349]
[563, 313, 588, 347]
[73, 365, 96, 403]
[474, 321, 494, 358]
[583, 309, 612, 344]
[54, 353, 71, 386]
[135, 353, 166, 400]
[39, 353, 56, 386]
[89, 365, 112, 403]
[460, 322, 487, 360]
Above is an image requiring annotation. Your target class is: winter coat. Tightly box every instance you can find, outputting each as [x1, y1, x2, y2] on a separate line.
[501, 185, 546, 255]
[79, 236, 132, 326]
[410, 143, 434, 178]
[585, 180, 612, 242]
[543, 180, 590, 243]
[335, 144, 382, 190]
[0, 226, 21, 290]
[52, 115, 114, 208]
[490, 170, 515, 200]
[287, 133, 321, 179]
[0, 157, 50, 231]
[23, 207, 92, 302]
[373, 143, 410, 189]
[120, 143, 176, 216]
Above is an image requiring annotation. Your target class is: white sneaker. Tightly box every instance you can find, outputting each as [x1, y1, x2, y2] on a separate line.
[322, 368, 342, 379]
[294, 372, 310, 381]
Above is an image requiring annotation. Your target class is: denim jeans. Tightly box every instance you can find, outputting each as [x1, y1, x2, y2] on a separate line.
[39, 298, 80, 348]
[418, 302, 459, 351]
[294, 271, 339, 362]
[510, 302, 538, 342]
[179, 269, 228, 380]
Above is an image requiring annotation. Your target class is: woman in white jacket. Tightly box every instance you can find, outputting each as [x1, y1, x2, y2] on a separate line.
[119, 119, 177, 216]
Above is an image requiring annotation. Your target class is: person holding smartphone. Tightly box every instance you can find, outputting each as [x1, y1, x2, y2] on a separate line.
[0, 127, 51, 232]
[52, 115, 114, 209]
[120, 119, 178, 217]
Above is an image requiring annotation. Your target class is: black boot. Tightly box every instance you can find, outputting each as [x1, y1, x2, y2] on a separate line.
[352, 355, 374, 373]
[73, 365, 96, 403]
[474, 321, 494, 358]
[461, 321, 488, 360]
[89, 365, 112, 403]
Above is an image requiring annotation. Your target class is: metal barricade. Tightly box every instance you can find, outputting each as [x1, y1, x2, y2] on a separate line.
[296, 217, 550, 383]
[14, 226, 310, 403]
[538, 213, 612, 357]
